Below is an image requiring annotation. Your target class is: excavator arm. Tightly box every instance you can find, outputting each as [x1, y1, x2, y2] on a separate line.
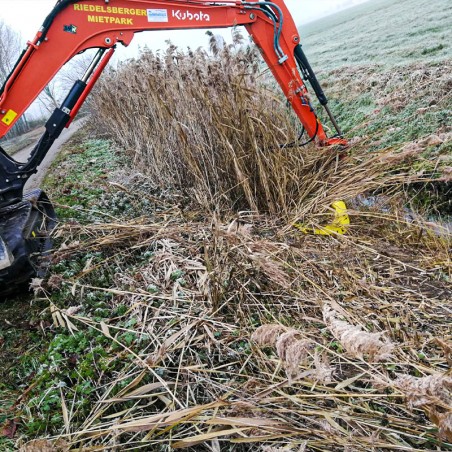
[0, 0, 347, 296]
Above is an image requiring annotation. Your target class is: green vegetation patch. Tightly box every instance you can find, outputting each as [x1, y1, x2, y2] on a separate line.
[0, 131, 148, 441]
[43, 134, 125, 222]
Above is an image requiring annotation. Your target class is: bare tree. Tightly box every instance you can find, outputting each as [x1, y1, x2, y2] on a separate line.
[0, 20, 22, 82]
[1, 21, 97, 140]
[0, 20, 30, 139]
[59, 50, 97, 89]
[36, 50, 97, 117]
[37, 82, 61, 114]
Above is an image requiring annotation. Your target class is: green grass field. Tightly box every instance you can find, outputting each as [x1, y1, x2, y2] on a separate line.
[300, 0, 451, 71]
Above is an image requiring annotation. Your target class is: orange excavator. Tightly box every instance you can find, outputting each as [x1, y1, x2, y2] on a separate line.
[0, 0, 347, 296]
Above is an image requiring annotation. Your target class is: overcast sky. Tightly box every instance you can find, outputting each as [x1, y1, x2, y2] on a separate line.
[0, 0, 372, 56]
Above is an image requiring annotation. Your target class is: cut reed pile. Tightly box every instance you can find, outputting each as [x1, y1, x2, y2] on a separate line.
[26, 161, 450, 450]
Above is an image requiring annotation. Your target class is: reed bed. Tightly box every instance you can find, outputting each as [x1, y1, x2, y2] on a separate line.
[90, 33, 345, 218]
[19, 39, 451, 451]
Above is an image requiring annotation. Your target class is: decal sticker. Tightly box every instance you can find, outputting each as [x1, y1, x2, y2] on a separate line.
[74, 4, 147, 16]
[1, 109, 17, 126]
[147, 9, 168, 22]
[172, 10, 210, 21]
[63, 24, 78, 34]
[87, 16, 134, 25]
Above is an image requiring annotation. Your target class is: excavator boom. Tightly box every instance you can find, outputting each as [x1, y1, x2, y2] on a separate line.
[0, 0, 347, 296]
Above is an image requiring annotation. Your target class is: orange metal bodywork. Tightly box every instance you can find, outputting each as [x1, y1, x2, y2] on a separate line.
[0, 0, 343, 145]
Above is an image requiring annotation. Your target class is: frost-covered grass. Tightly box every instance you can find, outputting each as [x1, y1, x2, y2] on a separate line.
[300, 0, 452, 71]
[297, 0, 452, 193]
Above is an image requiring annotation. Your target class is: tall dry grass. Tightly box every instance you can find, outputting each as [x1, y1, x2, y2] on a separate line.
[92, 32, 299, 215]
[92, 34, 374, 219]
[91, 36, 446, 224]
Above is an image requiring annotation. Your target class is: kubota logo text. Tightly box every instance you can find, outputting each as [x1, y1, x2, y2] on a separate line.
[172, 10, 211, 21]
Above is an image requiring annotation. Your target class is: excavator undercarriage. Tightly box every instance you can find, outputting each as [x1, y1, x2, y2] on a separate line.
[0, 190, 56, 295]
[0, 0, 347, 298]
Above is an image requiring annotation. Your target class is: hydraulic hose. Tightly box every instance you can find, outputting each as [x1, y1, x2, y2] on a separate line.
[39, 0, 82, 43]
[294, 44, 343, 136]
[294, 44, 328, 106]
[243, 2, 287, 63]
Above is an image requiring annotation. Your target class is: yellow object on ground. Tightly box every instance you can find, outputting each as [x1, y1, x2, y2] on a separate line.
[294, 201, 350, 235]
